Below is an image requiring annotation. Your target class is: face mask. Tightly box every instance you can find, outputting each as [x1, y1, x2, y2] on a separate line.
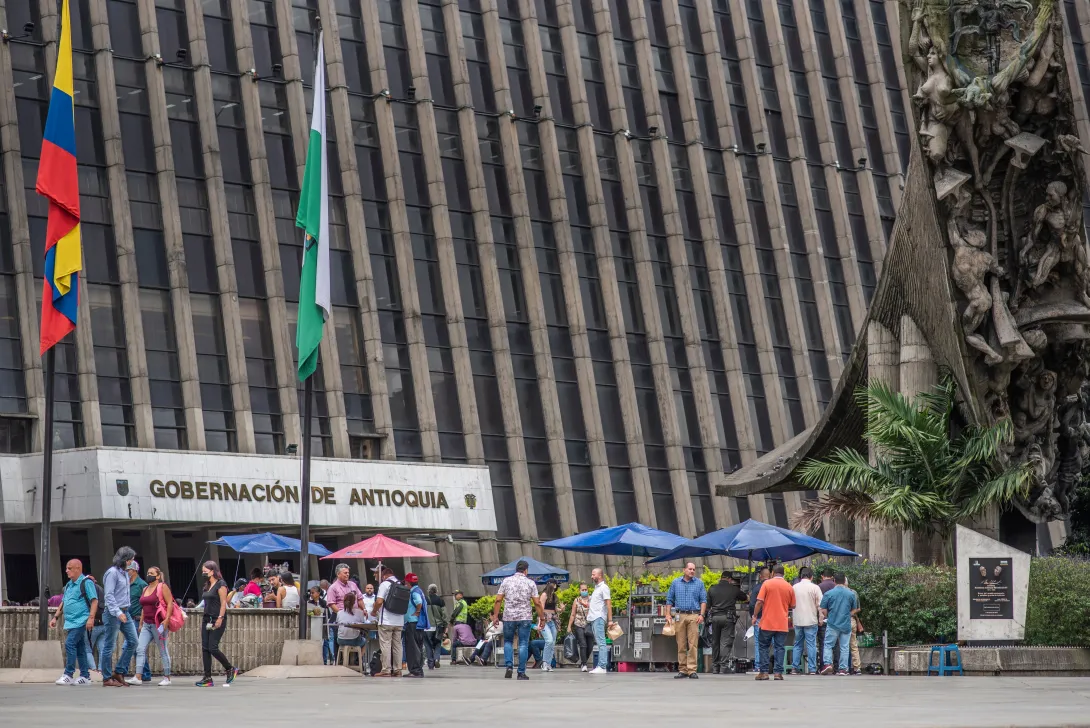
[147, 573, 156, 582]
[203, 572, 211, 580]
[580, 590, 588, 597]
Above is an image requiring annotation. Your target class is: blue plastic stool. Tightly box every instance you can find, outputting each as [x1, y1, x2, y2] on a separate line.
[926, 644, 964, 675]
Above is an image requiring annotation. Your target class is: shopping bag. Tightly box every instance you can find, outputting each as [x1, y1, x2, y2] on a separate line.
[563, 632, 577, 661]
[607, 622, 624, 641]
[661, 621, 676, 637]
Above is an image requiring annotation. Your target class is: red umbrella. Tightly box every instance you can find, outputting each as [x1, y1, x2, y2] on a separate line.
[320, 533, 439, 561]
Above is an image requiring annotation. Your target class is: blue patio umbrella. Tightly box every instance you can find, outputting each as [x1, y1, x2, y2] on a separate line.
[541, 522, 690, 558]
[645, 519, 858, 564]
[481, 556, 570, 586]
[209, 532, 333, 557]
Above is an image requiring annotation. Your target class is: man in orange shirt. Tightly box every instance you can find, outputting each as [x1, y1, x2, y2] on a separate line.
[751, 564, 795, 681]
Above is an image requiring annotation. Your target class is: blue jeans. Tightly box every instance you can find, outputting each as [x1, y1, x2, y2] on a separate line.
[591, 617, 609, 669]
[325, 625, 337, 664]
[502, 620, 532, 674]
[64, 628, 92, 679]
[792, 625, 818, 673]
[135, 623, 171, 678]
[752, 621, 761, 669]
[823, 626, 851, 672]
[758, 629, 786, 674]
[100, 612, 138, 676]
[84, 625, 103, 668]
[540, 619, 557, 668]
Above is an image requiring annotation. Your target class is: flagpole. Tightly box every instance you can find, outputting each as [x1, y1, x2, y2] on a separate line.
[299, 374, 313, 639]
[38, 346, 56, 640]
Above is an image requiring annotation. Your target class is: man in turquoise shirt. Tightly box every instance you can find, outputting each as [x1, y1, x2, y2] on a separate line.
[49, 559, 98, 684]
[819, 574, 859, 675]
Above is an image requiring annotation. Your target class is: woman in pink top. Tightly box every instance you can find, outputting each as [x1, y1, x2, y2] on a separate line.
[129, 566, 174, 686]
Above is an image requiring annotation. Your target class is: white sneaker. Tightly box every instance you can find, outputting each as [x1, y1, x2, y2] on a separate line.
[581, 665, 588, 672]
[74, 676, 91, 685]
[54, 674, 73, 685]
[158, 678, 171, 687]
[125, 676, 143, 685]
[589, 666, 607, 675]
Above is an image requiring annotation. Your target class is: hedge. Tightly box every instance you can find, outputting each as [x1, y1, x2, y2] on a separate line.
[467, 558, 1090, 647]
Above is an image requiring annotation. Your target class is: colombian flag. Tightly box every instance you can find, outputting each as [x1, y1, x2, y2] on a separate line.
[37, 0, 81, 354]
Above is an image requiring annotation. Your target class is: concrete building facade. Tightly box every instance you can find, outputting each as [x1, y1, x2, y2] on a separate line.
[1, 0, 1088, 597]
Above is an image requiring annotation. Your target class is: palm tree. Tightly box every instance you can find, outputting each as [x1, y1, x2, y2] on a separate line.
[793, 376, 1032, 562]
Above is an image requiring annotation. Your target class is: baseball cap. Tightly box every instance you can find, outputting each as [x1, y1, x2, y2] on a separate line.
[126, 560, 140, 572]
[405, 573, 419, 583]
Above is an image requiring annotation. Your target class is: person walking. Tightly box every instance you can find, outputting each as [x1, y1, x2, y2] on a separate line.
[195, 561, 239, 687]
[50, 559, 98, 685]
[819, 574, 858, 676]
[665, 562, 707, 679]
[121, 561, 149, 683]
[790, 567, 823, 675]
[566, 582, 594, 671]
[536, 579, 561, 672]
[424, 584, 447, 669]
[128, 565, 174, 686]
[490, 559, 544, 680]
[706, 571, 746, 674]
[100, 546, 140, 687]
[403, 573, 428, 677]
[372, 566, 406, 677]
[752, 564, 795, 681]
[586, 568, 613, 675]
[82, 575, 106, 674]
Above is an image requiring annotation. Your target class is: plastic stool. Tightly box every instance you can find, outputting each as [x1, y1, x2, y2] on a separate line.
[336, 645, 365, 674]
[926, 644, 963, 676]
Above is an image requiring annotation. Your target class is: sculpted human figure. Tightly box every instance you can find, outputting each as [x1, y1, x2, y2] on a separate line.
[1019, 180, 1090, 306]
[948, 189, 1003, 363]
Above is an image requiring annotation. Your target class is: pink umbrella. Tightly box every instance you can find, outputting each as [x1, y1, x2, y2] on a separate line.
[320, 533, 439, 561]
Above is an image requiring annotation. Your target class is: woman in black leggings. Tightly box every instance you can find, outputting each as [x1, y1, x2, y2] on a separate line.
[196, 560, 238, 687]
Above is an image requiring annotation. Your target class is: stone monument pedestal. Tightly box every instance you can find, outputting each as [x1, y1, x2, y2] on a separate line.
[19, 640, 64, 669]
[279, 639, 323, 666]
[956, 525, 1030, 642]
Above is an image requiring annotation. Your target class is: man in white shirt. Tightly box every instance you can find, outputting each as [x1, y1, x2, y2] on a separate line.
[372, 566, 406, 677]
[790, 567, 824, 675]
[586, 568, 613, 674]
[360, 583, 377, 624]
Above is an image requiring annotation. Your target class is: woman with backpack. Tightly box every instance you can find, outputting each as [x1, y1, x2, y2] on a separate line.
[128, 565, 175, 685]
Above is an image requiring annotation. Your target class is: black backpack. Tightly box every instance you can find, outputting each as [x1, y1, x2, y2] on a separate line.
[381, 578, 412, 616]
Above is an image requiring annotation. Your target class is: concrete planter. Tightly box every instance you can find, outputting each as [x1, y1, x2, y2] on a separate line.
[1, 607, 296, 674]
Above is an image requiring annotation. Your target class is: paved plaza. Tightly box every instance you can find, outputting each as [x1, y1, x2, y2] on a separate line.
[2, 671, 1088, 727]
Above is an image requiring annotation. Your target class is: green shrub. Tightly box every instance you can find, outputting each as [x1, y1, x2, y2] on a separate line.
[467, 595, 494, 624]
[1025, 557, 1090, 646]
[811, 558, 957, 645]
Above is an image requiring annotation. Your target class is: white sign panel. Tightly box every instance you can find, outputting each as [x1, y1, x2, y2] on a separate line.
[0, 448, 496, 533]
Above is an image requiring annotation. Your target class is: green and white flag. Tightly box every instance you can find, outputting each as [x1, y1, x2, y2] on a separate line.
[294, 32, 329, 382]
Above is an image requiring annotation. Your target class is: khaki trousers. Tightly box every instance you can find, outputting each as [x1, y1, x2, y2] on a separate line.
[849, 616, 860, 671]
[674, 613, 701, 675]
[378, 624, 403, 675]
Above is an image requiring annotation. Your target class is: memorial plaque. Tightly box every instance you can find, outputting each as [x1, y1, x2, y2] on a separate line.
[967, 557, 1013, 619]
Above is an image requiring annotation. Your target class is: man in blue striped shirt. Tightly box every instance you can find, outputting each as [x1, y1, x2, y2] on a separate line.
[665, 563, 707, 678]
